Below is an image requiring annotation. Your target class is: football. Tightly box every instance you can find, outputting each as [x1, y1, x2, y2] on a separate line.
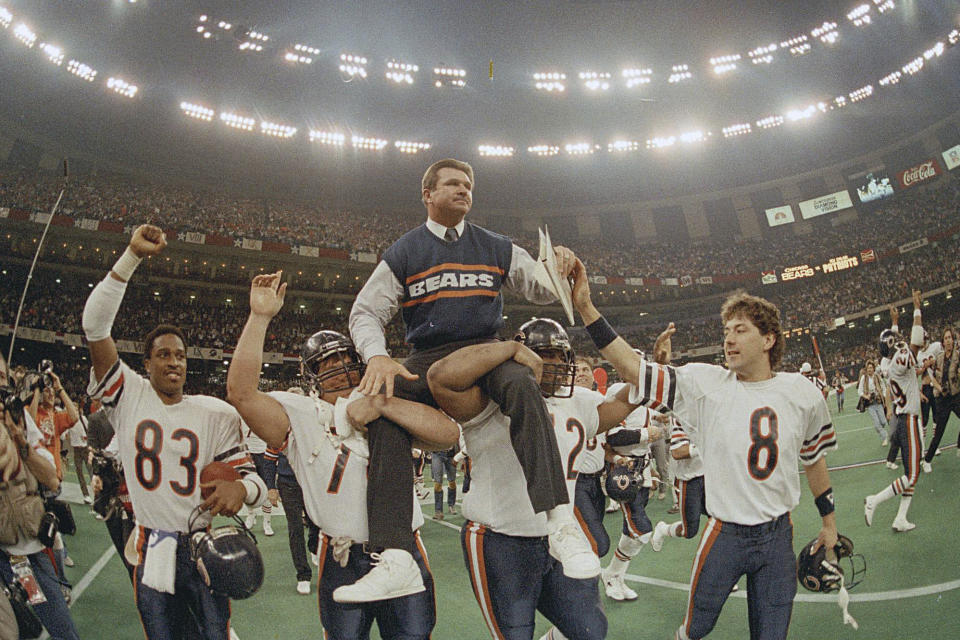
[200, 461, 241, 499]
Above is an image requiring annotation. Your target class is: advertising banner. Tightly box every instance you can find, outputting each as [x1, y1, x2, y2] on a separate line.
[898, 238, 929, 254]
[184, 231, 206, 245]
[943, 144, 960, 171]
[765, 205, 795, 227]
[798, 190, 854, 219]
[860, 249, 876, 263]
[761, 271, 777, 285]
[896, 159, 941, 189]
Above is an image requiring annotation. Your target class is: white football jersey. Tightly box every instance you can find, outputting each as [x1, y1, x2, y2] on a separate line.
[629, 362, 836, 525]
[604, 382, 652, 458]
[545, 387, 605, 505]
[88, 360, 262, 533]
[242, 420, 267, 455]
[576, 432, 606, 474]
[669, 419, 704, 482]
[918, 341, 943, 381]
[269, 390, 423, 543]
[887, 344, 921, 416]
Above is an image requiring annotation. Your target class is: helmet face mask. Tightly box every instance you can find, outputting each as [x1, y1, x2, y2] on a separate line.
[604, 456, 647, 503]
[515, 318, 575, 398]
[797, 534, 865, 593]
[300, 331, 366, 396]
[878, 329, 901, 360]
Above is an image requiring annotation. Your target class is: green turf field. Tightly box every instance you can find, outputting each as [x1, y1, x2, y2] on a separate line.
[55, 397, 960, 639]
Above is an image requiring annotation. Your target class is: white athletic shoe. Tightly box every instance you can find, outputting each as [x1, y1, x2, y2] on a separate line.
[244, 513, 256, 530]
[921, 460, 932, 473]
[297, 580, 311, 595]
[601, 569, 637, 601]
[311, 552, 319, 567]
[934, 448, 942, 456]
[864, 495, 877, 527]
[332, 549, 425, 603]
[548, 523, 600, 580]
[892, 518, 916, 533]
[63, 555, 75, 568]
[605, 499, 619, 513]
[263, 519, 274, 536]
[83, 496, 93, 505]
[885, 461, 898, 470]
[881, 438, 889, 447]
[651, 521, 670, 553]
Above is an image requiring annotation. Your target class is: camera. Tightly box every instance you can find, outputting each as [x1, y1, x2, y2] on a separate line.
[0, 385, 25, 420]
[38, 359, 55, 391]
[90, 451, 124, 519]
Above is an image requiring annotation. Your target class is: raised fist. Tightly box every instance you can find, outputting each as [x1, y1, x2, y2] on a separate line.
[129, 224, 167, 258]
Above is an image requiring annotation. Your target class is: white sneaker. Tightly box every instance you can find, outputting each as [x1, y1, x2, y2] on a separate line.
[83, 496, 93, 505]
[881, 438, 889, 447]
[730, 583, 740, 593]
[892, 518, 916, 533]
[935, 448, 942, 456]
[885, 461, 898, 470]
[263, 519, 275, 536]
[601, 569, 637, 601]
[332, 549, 425, 603]
[605, 500, 619, 513]
[548, 523, 600, 580]
[311, 552, 319, 567]
[244, 513, 256, 529]
[63, 555, 75, 568]
[864, 495, 877, 527]
[651, 521, 670, 553]
[297, 580, 311, 595]
[921, 460, 932, 473]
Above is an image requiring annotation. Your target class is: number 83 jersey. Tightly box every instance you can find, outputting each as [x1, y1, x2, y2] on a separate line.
[629, 362, 836, 525]
[89, 359, 254, 533]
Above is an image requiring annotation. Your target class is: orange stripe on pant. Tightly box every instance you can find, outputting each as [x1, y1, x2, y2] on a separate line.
[464, 522, 505, 640]
[574, 506, 598, 555]
[682, 518, 723, 638]
[678, 480, 689, 538]
[621, 502, 646, 538]
[316, 535, 330, 623]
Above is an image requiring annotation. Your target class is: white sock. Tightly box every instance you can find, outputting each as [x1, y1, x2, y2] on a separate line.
[895, 496, 912, 521]
[667, 522, 683, 538]
[873, 483, 897, 505]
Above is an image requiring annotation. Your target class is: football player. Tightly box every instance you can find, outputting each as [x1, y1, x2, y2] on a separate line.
[651, 418, 707, 551]
[569, 258, 840, 640]
[82, 225, 268, 640]
[227, 271, 459, 639]
[864, 289, 927, 532]
[916, 327, 942, 472]
[800, 362, 830, 400]
[426, 318, 640, 640]
[571, 360, 609, 566]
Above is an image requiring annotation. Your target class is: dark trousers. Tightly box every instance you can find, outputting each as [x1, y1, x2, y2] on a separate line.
[920, 384, 935, 430]
[277, 477, 312, 582]
[73, 446, 89, 498]
[925, 393, 960, 462]
[366, 339, 567, 551]
[574, 472, 609, 558]
[430, 452, 457, 513]
[105, 508, 136, 580]
[0, 549, 80, 640]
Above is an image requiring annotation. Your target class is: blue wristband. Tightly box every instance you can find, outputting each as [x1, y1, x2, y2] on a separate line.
[815, 488, 835, 517]
[585, 316, 619, 350]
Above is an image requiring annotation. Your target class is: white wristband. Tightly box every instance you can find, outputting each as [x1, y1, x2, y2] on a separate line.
[111, 247, 142, 282]
[241, 478, 262, 506]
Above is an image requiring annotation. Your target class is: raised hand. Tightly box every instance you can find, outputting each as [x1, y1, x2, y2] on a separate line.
[912, 289, 923, 309]
[249, 271, 287, 319]
[653, 323, 676, 365]
[129, 224, 167, 258]
[553, 245, 577, 279]
[570, 258, 592, 312]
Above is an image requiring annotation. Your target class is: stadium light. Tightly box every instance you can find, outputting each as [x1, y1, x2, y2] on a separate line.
[433, 66, 466, 88]
[386, 59, 418, 84]
[833, 95, 847, 108]
[308, 130, 345, 146]
[39, 43, 64, 66]
[237, 28, 268, 53]
[781, 34, 811, 56]
[622, 68, 652, 88]
[901, 56, 923, 75]
[709, 54, 740, 75]
[13, 22, 36, 47]
[848, 84, 873, 102]
[261, 120, 297, 138]
[879, 70, 901, 85]
[180, 101, 214, 121]
[785, 104, 819, 121]
[923, 42, 945, 60]
[811, 22, 839, 44]
[351, 135, 387, 151]
[668, 64, 692, 84]
[748, 44, 777, 65]
[395, 140, 431, 154]
[0, 6, 12, 29]
[579, 71, 611, 91]
[949, 29, 960, 45]
[533, 72, 565, 92]
[107, 77, 138, 98]
[646, 136, 675, 150]
[847, 4, 872, 26]
[67, 59, 97, 82]
[286, 43, 319, 65]
[564, 142, 597, 155]
[220, 111, 255, 131]
[873, 0, 895, 13]
[679, 130, 708, 143]
[756, 115, 784, 129]
[527, 145, 559, 157]
[478, 145, 514, 157]
[721, 123, 752, 138]
[607, 139, 641, 152]
[339, 53, 368, 78]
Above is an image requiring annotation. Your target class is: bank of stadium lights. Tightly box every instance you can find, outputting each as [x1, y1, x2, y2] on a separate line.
[848, 84, 873, 102]
[261, 121, 297, 138]
[709, 54, 740, 75]
[351, 135, 387, 151]
[433, 67, 465, 88]
[901, 56, 924, 75]
[564, 142, 598, 155]
[219, 111, 255, 132]
[873, 0, 895, 12]
[238, 30, 268, 53]
[646, 136, 675, 150]
[923, 42, 945, 60]
[478, 145, 514, 157]
[949, 30, 960, 45]
[533, 72, 565, 92]
[107, 77, 138, 99]
[527, 145, 559, 157]
[756, 115, 784, 129]
[879, 70, 901, 86]
[386, 60, 418, 84]
[339, 54, 368, 78]
[308, 130, 344, 146]
[785, 103, 827, 122]
[748, 44, 777, 65]
[395, 140, 431, 154]
[286, 44, 319, 65]
[781, 34, 811, 56]
[607, 140, 641, 152]
[721, 123, 752, 138]
[847, 4, 873, 27]
[622, 68, 652, 88]
[668, 65, 691, 84]
[13, 22, 35, 47]
[811, 22, 838, 44]
[39, 43, 63, 66]
[181, 102, 214, 121]
[579, 71, 611, 91]
[0, 6, 11, 29]
[67, 59, 97, 82]
[833, 95, 847, 108]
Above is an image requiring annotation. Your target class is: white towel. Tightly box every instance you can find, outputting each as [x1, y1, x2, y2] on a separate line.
[142, 530, 178, 594]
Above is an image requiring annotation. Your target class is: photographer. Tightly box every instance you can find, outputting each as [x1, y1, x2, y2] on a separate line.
[859, 360, 890, 446]
[0, 353, 81, 640]
[25, 362, 79, 482]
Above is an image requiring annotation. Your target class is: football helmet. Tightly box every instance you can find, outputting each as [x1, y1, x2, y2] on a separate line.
[797, 534, 865, 593]
[515, 318, 575, 398]
[605, 457, 647, 503]
[190, 523, 265, 600]
[878, 329, 900, 360]
[300, 330, 366, 395]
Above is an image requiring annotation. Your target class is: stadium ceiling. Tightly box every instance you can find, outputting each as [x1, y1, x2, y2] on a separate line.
[0, 0, 958, 210]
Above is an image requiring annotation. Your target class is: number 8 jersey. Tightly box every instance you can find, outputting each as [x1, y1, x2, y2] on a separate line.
[89, 359, 259, 533]
[629, 362, 836, 525]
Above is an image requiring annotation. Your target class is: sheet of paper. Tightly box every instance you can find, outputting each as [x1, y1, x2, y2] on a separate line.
[534, 225, 575, 325]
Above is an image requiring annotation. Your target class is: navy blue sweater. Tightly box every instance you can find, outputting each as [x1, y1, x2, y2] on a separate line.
[382, 222, 513, 350]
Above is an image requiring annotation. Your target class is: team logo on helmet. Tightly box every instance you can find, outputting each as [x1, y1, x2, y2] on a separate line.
[300, 330, 366, 395]
[878, 329, 901, 360]
[514, 318, 576, 398]
[604, 456, 647, 503]
[188, 517, 265, 600]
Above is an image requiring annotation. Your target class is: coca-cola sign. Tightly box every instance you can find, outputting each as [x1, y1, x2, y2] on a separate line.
[897, 159, 941, 189]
